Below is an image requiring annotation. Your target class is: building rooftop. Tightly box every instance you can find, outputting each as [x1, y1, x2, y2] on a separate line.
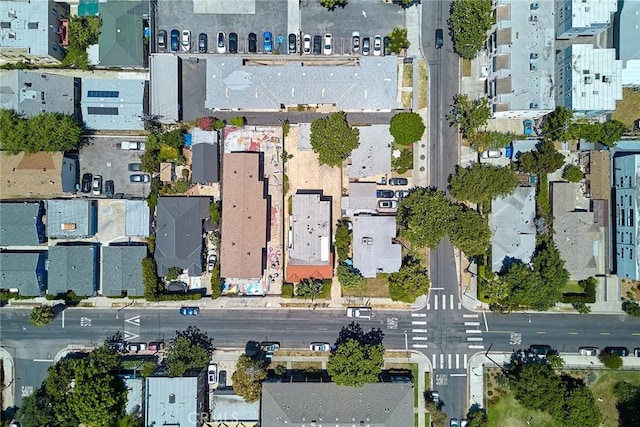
[205, 57, 398, 111]
[81, 78, 146, 130]
[0, 70, 78, 118]
[0, 152, 67, 199]
[191, 141, 220, 184]
[348, 125, 392, 179]
[0, 201, 44, 246]
[618, 0, 640, 85]
[150, 54, 179, 123]
[567, 0, 616, 29]
[47, 245, 97, 296]
[101, 246, 146, 297]
[0, 252, 44, 295]
[125, 200, 150, 237]
[212, 389, 260, 423]
[97, 1, 144, 67]
[289, 193, 331, 265]
[489, 187, 537, 273]
[46, 199, 95, 239]
[341, 182, 377, 217]
[145, 372, 205, 427]
[352, 215, 402, 278]
[220, 152, 267, 279]
[261, 383, 414, 427]
[586, 150, 610, 200]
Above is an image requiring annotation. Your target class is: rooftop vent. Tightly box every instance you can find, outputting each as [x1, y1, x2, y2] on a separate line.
[584, 76, 593, 84]
[602, 75, 610, 83]
[530, 102, 539, 108]
[529, 53, 539, 60]
[529, 62, 538, 71]
[530, 2, 539, 10]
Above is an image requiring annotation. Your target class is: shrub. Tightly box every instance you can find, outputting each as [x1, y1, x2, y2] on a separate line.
[622, 300, 640, 317]
[389, 112, 425, 146]
[214, 119, 225, 130]
[282, 120, 290, 137]
[281, 283, 294, 298]
[563, 164, 584, 182]
[210, 264, 221, 300]
[599, 353, 622, 370]
[560, 277, 596, 304]
[196, 116, 215, 131]
[147, 293, 202, 302]
[335, 220, 352, 263]
[165, 267, 183, 281]
[337, 265, 365, 289]
[229, 116, 245, 127]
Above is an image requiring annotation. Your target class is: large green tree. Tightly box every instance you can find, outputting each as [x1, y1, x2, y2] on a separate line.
[69, 15, 101, 49]
[327, 338, 384, 387]
[232, 355, 267, 402]
[449, 163, 519, 205]
[516, 140, 565, 175]
[310, 111, 360, 167]
[613, 381, 640, 426]
[542, 106, 573, 141]
[164, 326, 213, 377]
[397, 187, 454, 248]
[447, 94, 491, 139]
[388, 259, 430, 303]
[387, 26, 410, 54]
[337, 264, 365, 289]
[448, 0, 494, 59]
[0, 110, 83, 154]
[16, 385, 55, 427]
[468, 130, 521, 152]
[448, 205, 491, 257]
[389, 112, 425, 145]
[334, 219, 352, 263]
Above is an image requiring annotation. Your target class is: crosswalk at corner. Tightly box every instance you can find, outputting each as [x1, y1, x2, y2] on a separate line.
[410, 313, 428, 348]
[426, 293, 462, 311]
[463, 313, 484, 350]
[431, 353, 468, 370]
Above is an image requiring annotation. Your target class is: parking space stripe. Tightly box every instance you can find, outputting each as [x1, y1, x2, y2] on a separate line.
[463, 314, 479, 318]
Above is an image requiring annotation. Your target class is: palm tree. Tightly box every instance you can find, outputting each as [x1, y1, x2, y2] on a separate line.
[29, 305, 55, 327]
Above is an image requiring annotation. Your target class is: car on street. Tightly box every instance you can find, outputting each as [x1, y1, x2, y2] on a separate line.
[148, 341, 164, 351]
[181, 30, 191, 50]
[92, 175, 102, 196]
[105, 180, 114, 198]
[373, 35, 382, 56]
[263, 31, 272, 53]
[121, 141, 145, 150]
[388, 177, 408, 186]
[352, 31, 360, 53]
[362, 37, 370, 55]
[377, 200, 398, 209]
[376, 190, 394, 198]
[603, 346, 629, 357]
[248, 32, 257, 53]
[261, 342, 280, 352]
[302, 34, 311, 54]
[529, 344, 553, 355]
[207, 252, 217, 272]
[127, 342, 146, 353]
[108, 340, 125, 352]
[435, 28, 444, 49]
[450, 418, 459, 427]
[384, 36, 391, 56]
[346, 307, 373, 319]
[198, 33, 207, 53]
[323, 33, 332, 55]
[309, 342, 331, 352]
[460, 420, 468, 427]
[208, 363, 218, 385]
[634, 348, 640, 356]
[170, 29, 179, 52]
[229, 32, 238, 54]
[288, 33, 297, 54]
[579, 347, 599, 356]
[128, 163, 142, 171]
[217, 32, 226, 53]
[130, 174, 151, 183]
[157, 29, 166, 50]
[179, 306, 200, 316]
[396, 190, 410, 199]
[313, 35, 322, 55]
[81, 173, 92, 193]
[431, 391, 440, 404]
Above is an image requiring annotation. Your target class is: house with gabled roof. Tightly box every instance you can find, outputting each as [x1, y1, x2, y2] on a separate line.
[0, 252, 45, 296]
[101, 245, 146, 297]
[191, 128, 219, 185]
[96, 1, 144, 67]
[47, 244, 98, 296]
[0, 201, 45, 246]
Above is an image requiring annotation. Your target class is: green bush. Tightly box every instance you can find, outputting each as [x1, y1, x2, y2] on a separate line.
[281, 283, 294, 298]
[389, 112, 425, 146]
[599, 353, 622, 370]
[337, 265, 365, 289]
[622, 300, 640, 317]
[0, 291, 36, 301]
[563, 164, 584, 182]
[335, 220, 352, 263]
[147, 293, 202, 302]
[392, 148, 413, 172]
[165, 267, 183, 281]
[210, 264, 221, 300]
[560, 277, 596, 304]
[229, 116, 246, 127]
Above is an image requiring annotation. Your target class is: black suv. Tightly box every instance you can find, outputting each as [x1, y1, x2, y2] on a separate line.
[288, 33, 297, 54]
[603, 347, 629, 357]
[81, 173, 92, 193]
[313, 35, 321, 55]
[529, 344, 553, 356]
[435, 28, 444, 49]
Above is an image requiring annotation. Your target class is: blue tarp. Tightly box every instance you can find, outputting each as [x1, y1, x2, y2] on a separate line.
[183, 133, 192, 147]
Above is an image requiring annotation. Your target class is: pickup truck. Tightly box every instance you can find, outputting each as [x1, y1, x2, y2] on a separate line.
[121, 141, 146, 151]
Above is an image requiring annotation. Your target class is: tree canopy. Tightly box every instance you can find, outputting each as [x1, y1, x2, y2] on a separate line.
[447, 94, 491, 139]
[232, 355, 267, 402]
[388, 259, 430, 303]
[468, 131, 521, 152]
[389, 112, 425, 145]
[562, 164, 584, 182]
[327, 338, 384, 387]
[599, 353, 623, 370]
[516, 140, 565, 175]
[613, 381, 640, 426]
[542, 106, 573, 141]
[448, 0, 494, 59]
[571, 119, 626, 147]
[318, 0, 348, 10]
[164, 326, 213, 377]
[29, 305, 55, 327]
[448, 163, 519, 205]
[337, 264, 365, 288]
[310, 111, 360, 167]
[334, 219, 352, 263]
[0, 109, 83, 154]
[387, 27, 410, 54]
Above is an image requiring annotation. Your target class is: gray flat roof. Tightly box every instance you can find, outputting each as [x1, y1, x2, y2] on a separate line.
[341, 182, 377, 217]
[81, 78, 146, 130]
[0, 201, 44, 246]
[212, 390, 260, 422]
[352, 215, 402, 278]
[150, 54, 179, 123]
[46, 200, 95, 239]
[145, 373, 204, 426]
[348, 125, 392, 179]
[125, 200, 150, 237]
[0, 70, 78, 118]
[47, 245, 97, 296]
[289, 193, 331, 265]
[101, 246, 146, 296]
[205, 57, 398, 111]
[0, 252, 44, 295]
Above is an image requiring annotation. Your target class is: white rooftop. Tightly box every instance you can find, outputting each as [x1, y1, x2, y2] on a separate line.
[569, 0, 616, 28]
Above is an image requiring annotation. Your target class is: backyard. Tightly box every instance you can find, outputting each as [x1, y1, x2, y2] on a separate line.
[342, 274, 390, 298]
[612, 88, 640, 129]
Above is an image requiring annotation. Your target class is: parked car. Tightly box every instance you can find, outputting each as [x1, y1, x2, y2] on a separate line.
[579, 346, 599, 356]
[179, 306, 200, 316]
[389, 177, 408, 186]
[352, 31, 360, 54]
[81, 173, 92, 193]
[529, 344, 553, 356]
[450, 419, 459, 427]
[207, 252, 217, 272]
[170, 29, 179, 51]
[92, 175, 102, 196]
[460, 420, 468, 427]
[435, 28, 443, 49]
[635, 348, 640, 357]
[313, 35, 321, 55]
[181, 30, 191, 50]
[228, 32, 238, 54]
[383, 36, 391, 56]
[127, 342, 147, 353]
[288, 33, 297, 54]
[107, 340, 125, 352]
[323, 33, 332, 55]
[346, 307, 373, 319]
[373, 35, 382, 56]
[603, 346, 629, 357]
[121, 141, 145, 150]
[147, 341, 164, 351]
[157, 29, 166, 50]
[395, 190, 410, 199]
[248, 32, 257, 53]
[217, 32, 226, 53]
[263, 31, 272, 53]
[130, 174, 151, 183]
[362, 37, 370, 55]
[431, 391, 440, 404]
[302, 34, 311, 54]
[208, 363, 218, 385]
[105, 180, 114, 198]
[218, 370, 227, 388]
[261, 342, 280, 352]
[378, 200, 398, 209]
[128, 163, 142, 171]
[198, 33, 207, 53]
[481, 149, 502, 159]
[309, 342, 331, 352]
[376, 190, 395, 198]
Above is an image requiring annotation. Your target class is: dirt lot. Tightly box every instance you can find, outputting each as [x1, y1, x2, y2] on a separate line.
[0, 152, 67, 199]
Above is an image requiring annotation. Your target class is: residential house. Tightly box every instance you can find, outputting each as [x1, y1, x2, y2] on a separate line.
[352, 215, 402, 278]
[96, 1, 145, 67]
[101, 245, 146, 297]
[286, 192, 333, 283]
[0, 70, 79, 119]
[220, 152, 267, 280]
[347, 125, 392, 179]
[617, 0, 640, 87]
[585, 150, 610, 200]
[551, 182, 606, 280]
[0, 0, 69, 64]
[81, 78, 147, 131]
[0, 152, 70, 199]
[489, 187, 537, 273]
[47, 245, 98, 296]
[0, 252, 45, 295]
[613, 154, 640, 279]
[487, 0, 556, 118]
[261, 383, 414, 427]
[555, 44, 622, 117]
[555, 0, 617, 39]
[155, 197, 210, 277]
[46, 199, 96, 239]
[511, 139, 540, 160]
[205, 56, 397, 111]
[191, 128, 220, 185]
[150, 54, 179, 123]
[145, 371, 207, 427]
[0, 201, 45, 246]
[124, 200, 150, 237]
[341, 182, 377, 217]
[210, 388, 260, 427]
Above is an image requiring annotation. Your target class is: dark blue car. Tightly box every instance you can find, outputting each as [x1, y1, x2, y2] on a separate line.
[179, 306, 200, 316]
[263, 31, 272, 53]
[170, 29, 179, 52]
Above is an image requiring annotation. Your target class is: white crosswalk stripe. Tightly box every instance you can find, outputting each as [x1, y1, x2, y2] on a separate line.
[412, 320, 427, 325]
[412, 329, 428, 333]
[429, 353, 470, 370]
[427, 294, 460, 311]
[464, 353, 468, 368]
[411, 313, 427, 317]
[463, 314, 478, 318]
[469, 344, 485, 349]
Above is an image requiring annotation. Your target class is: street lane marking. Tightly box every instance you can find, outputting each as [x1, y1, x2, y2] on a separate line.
[412, 344, 429, 348]
[536, 331, 547, 334]
[434, 297, 438, 310]
[469, 345, 485, 349]
[33, 359, 54, 362]
[440, 354, 444, 369]
[467, 337, 483, 341]
[124, 331, 140, 341]
[450, 373, 467, 377]
[450, 294, 454, 310]
[412, 337, 428, 341]
[464, 353, 468, 368]
[466, 329, 482, 334]
[412, 321, 427, 325]
[464, 322, 480, 326]
[125, 315, 141, 326]
[61, 311, 65, 328]
[458, 302, 462, 310]
[412, 329, 428, 333]
[568, 332, 579, 335]
[482, 310, 489, 332]
[455, 354, 460, 369]
[431, 287, 444, 290]
[463, 314, 478, 318]
[632, 333, 640, 336]
[427, 303, 431, 310]
[432, 354, 436, 368]
[442, 295, 446, 310]
[600, 332, 611, 335]
[448, 354, 452, 369]
[411, 313, 427, 317]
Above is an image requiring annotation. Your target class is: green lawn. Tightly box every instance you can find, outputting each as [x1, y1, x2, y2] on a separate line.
[563, 280, 584, 294]
[342, 274, 390, 298]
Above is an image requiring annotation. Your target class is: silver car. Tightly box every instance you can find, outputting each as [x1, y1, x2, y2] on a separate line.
[373, 35, 382, 56]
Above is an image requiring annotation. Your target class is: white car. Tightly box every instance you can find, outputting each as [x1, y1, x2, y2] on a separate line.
[352, 31, 360, 54]
[346, 307, 373, 319]
[373, 35, 382, 56]
[208, 363, 218, 385]
[323, 33, 332, 55]
[579, 347, 599, 356]
[302, 34, 311, 55]
[207, 252, 217, 272]
[181, 30, 191, 50]
[309, 342, 331, 352]
[92, 175, 102, 196]
[216, 32, 226, 54]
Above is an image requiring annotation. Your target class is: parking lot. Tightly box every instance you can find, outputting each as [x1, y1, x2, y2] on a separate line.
[79, 136, 150, 198]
